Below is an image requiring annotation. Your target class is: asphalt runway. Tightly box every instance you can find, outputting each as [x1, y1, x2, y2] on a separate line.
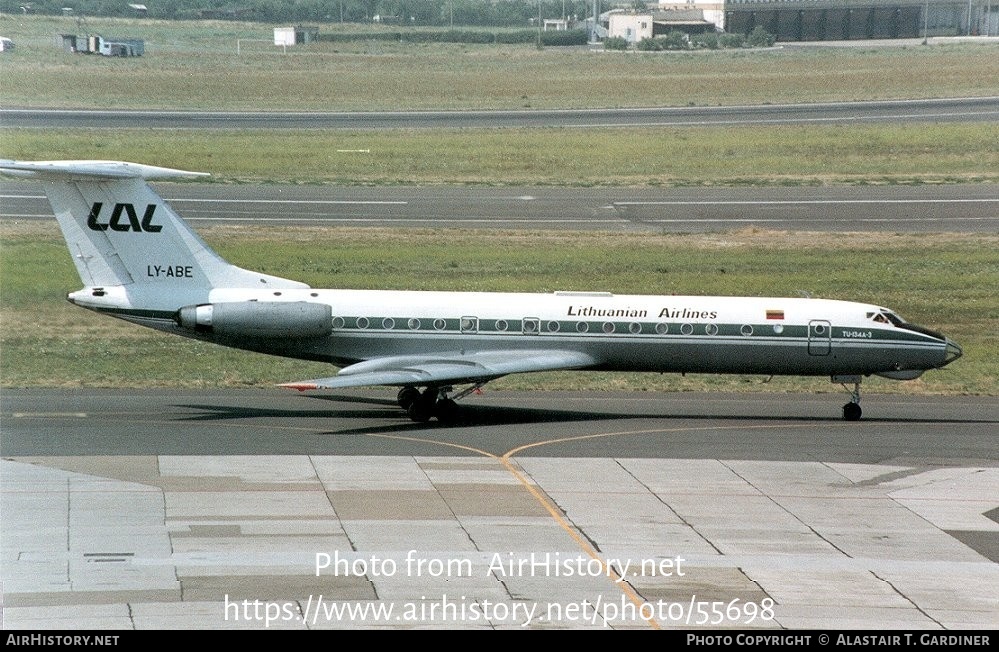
[4, 182, 998, 232]
[4, 97, 997, 130]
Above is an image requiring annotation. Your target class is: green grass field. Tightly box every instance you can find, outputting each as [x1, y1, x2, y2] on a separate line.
[1, 15, 998, 110]
[4, 124, 998, 186]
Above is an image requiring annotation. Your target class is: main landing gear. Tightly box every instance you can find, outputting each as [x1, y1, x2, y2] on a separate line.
[835, 375, 863, 421]
[397, 384, 483, 423]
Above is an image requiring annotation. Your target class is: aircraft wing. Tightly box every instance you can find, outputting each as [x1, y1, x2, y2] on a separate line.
[280, 349, 597, 391]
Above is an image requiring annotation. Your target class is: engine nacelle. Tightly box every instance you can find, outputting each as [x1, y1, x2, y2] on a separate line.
[175, 301, 332, 339]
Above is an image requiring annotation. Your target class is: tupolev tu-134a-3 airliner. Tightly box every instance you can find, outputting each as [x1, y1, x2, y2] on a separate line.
[1, 159, 962, 422]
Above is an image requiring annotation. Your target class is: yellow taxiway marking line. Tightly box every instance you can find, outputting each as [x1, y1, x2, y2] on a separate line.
[372, 423, 811, 629]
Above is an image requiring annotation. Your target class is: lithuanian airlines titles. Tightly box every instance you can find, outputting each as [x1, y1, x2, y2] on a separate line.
[566, 305, 719, 320]
[0, 159, 961, 422]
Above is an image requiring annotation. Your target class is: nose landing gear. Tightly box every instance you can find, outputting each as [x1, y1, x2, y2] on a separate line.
[835, 375, 863, 421]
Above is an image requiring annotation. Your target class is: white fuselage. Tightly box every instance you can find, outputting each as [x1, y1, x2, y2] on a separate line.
[75, 285, 957, 379]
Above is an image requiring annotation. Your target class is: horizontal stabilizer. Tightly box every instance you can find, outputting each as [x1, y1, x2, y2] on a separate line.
[5, 158, 307, 297]
[281, 349, 597, 390]
[0, 159, 209, 180]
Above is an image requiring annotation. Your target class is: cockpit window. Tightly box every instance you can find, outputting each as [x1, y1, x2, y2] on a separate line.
[884, 311, 906, 326]
[871, 310, 905, 326]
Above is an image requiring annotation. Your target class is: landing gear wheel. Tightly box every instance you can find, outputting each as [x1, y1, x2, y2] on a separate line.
[843, 402, 862, 421]
[407, 396, 435, 423]
[402, 385, 476, 424]
[435, 398, 460, 424]
[406, 388, 442, 423]
[397, 386, 420, 410]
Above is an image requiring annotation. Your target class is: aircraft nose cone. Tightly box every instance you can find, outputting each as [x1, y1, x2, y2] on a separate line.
[943, 339, 962, 366]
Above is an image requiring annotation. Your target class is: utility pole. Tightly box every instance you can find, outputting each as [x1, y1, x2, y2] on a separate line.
[537, 0, 543, 49]
[592, 0, 599, 43]
[923, 0, 929, 43]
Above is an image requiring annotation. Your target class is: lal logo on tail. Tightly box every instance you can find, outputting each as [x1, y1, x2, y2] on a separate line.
[87, 202, 162, 233]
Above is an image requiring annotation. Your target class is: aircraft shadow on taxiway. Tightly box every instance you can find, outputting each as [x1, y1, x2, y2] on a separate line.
[174, 392, 987, 437]
[175, 395, 643, 434]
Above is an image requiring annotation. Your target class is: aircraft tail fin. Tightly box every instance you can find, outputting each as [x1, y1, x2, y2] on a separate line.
[1, 160, 307, 308]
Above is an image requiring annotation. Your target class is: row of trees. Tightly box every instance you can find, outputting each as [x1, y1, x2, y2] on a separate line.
[2, 0, 598, 25]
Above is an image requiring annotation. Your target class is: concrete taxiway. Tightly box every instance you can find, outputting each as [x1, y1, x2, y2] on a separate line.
[2, 389, 997, 629]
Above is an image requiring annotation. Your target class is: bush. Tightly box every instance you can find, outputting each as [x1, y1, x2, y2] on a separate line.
[747, 26, 777, 47]
[690, 32, 719, 50]
[637, 35, 686, 51]
[662, 31, 690, 50]
[404, 30, 497, 44]
[635, 37, 663, 51]
[315, 29, 587, 46]
[318, 32, 402, 43]
[603, 36, 629, 51]
[541, 29, 588, 47]
[495, 30, 539, 44]
[718, 32, 746, 48]
[633, 29, 773, 52]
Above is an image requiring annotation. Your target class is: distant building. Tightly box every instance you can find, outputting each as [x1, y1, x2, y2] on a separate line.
[58, 33, 143, 56]
[601, 0, 995, 42]
[607, 4, 718, 43]
[608, 13, 654, 43]
[98, 37, 144, 57]
[274, 26, 320, 47]
[662, 1, 725, 31]
[58, 33, 79, 52]
[725, 0, 993, 40]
